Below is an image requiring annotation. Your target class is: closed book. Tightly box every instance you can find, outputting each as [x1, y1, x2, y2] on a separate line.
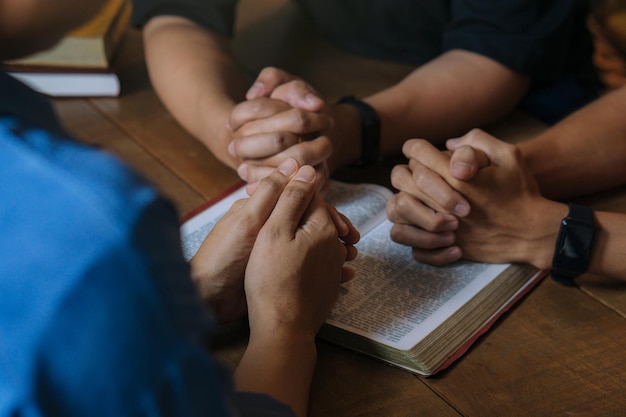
[5, 0, 131, 69]
[5, 66, 120, 97]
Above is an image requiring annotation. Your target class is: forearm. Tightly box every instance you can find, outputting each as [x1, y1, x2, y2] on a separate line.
[143, 16, 249, 168]
[588, 211, 626, 280]
[521, 201, 626, 281]
[368, 50, 529, 157]
[519, 86, 626, 199]
[234, 328, 317, 417]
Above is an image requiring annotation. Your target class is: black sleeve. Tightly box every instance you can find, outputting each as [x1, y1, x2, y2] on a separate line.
[444, 0, 590, 81]
[131, 0, 238, 37]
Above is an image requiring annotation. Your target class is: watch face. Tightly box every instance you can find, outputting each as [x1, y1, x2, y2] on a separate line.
[554, 217, 595, 275]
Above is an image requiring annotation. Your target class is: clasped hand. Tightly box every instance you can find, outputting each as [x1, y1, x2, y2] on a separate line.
[227, 67, 335, 190]
[190, 158, 359, 327]
[387, 129, 555, 269]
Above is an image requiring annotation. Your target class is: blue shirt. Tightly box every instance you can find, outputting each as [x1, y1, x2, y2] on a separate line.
[0, 71, 295, 417]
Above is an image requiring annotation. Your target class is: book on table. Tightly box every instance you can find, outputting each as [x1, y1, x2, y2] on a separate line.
[2, 0, 131, 97]
[4, 66, 122, 97]
[180, 180, 546, 377]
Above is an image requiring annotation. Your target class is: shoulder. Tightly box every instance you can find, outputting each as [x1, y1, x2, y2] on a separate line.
[443, 0, 591, 79]
[0, 120, 221, 416]
[131, 0, 238, 36]
[0, 115, 183, 339]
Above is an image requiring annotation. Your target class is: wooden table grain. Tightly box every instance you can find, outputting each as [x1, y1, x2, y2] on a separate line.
[53, 2, 626, 415]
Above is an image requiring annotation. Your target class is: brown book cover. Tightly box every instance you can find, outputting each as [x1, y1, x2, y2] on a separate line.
[5, 0, 131, 69]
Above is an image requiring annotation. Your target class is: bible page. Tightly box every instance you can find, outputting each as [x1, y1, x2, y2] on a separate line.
[326, 219, 508, 351]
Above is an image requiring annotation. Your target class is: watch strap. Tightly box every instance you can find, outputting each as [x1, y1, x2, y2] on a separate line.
[551, 203, 596, 286]
[337, 95, 381, 167]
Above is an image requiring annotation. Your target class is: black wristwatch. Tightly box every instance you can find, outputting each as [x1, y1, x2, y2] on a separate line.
[551, 203, 596, 286]
[337, 95, 381, 167]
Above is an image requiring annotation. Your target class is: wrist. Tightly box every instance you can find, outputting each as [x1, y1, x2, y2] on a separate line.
[236, 325, 317, 417]
[328, 102, 363, 170]
[249, 324, 318, 352]
[246, 321, 319, 383]
[520, 199, 568, 270]
[248, 311, 319, 346]
[198, 101, 240, 169]
[189, 266, 227, 320]
[335, 96, 381, 167]
[550, 203, 597, 285]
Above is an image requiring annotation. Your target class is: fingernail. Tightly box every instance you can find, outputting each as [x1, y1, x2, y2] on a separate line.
[237, 164, 248, 181]
[442, 214, 459, 231]
[228, 141, 236, 157]
[304, 93, 320, 105]
[294, 166, 315, 183]
[454, 202, 470, 217]
[447, 246, 463, 260]
[278, 158, 298, 176]
[246, 81, 264, 98]
[451, 162, 475, 179]
[442, 232, 457, 246]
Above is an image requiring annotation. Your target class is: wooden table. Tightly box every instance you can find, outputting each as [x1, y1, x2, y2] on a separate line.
[53, 2, 626, 415]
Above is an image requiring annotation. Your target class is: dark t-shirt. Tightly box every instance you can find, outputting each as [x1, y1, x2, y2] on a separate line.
[132, 0, 592, 82]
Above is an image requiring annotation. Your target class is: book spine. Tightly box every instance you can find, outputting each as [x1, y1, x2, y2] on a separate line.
[104, 0, 132, 63]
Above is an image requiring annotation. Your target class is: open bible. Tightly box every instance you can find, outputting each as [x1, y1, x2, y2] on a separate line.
[180, 180, 546, 376]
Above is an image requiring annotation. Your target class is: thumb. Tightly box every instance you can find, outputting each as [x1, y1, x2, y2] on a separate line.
[446, 144, 490, 181]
